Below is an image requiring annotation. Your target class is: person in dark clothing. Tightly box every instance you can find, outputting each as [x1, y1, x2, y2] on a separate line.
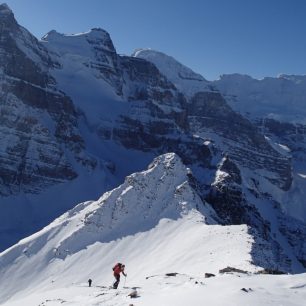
[88, 279, 92, 287]
[112, 263, 127, 289]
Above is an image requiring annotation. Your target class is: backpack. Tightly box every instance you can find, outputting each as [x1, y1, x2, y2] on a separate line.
[113, 263, 122, 271]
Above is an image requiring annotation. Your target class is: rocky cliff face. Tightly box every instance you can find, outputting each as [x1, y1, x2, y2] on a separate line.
[0, 5, 88, 195]
[210, 73, 306, 224]
[187, 91, 292, 191]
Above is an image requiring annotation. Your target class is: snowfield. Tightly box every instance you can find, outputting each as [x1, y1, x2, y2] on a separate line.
[0, 153, 305, 305]
[2, 272, 306, 306]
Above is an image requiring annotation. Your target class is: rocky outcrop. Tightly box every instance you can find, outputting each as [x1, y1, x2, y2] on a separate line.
[206, 156, 294, 272]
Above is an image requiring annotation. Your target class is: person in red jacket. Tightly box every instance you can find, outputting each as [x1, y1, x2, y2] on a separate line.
[112, 263, 127, 289]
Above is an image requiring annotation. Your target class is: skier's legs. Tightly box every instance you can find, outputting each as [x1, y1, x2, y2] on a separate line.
[113, 274, 120, 289]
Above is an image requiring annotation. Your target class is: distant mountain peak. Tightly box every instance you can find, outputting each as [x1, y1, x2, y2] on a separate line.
[0, 3, 18, 29]
[133, 48, 215, 97]
[133, 48, 206, 81]
[42, 27, 111, 41]
[0, 3, 12, 14]
[41, 27, 116, 54]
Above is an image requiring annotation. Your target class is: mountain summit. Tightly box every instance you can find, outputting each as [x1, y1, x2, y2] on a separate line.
[133, 48, 214, 96]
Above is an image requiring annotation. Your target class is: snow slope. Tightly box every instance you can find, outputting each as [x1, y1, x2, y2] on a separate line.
[2, 273, 306, 306]
[0, 153, 305, 306]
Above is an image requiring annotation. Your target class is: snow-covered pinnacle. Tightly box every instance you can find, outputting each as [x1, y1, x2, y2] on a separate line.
[133, 48, 214, 97]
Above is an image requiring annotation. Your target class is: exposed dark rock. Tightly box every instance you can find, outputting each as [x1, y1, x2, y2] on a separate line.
[206, 157, 263, 226]
[241, 288, 253, 292]
[165, 273, 178, 277]
[205, 273, 216, 278]
[219, 267, 248, 274]
[256, 268, 286, 275]
[128, 290, 138, 298]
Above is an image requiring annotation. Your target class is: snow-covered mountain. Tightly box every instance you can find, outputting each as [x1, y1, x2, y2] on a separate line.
[0, 2, 306, 284]
[0, 153, 305, 305]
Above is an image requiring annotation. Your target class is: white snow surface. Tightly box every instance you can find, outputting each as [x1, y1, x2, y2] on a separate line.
[2, 273, 306, 306]
[133, 49, 214, 97]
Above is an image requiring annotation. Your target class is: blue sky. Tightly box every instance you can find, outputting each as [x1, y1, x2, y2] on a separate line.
[4, 0, 306, 80]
